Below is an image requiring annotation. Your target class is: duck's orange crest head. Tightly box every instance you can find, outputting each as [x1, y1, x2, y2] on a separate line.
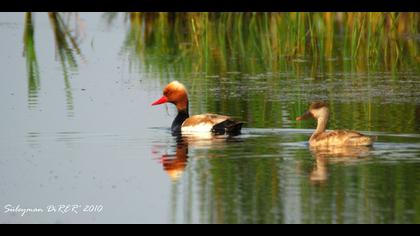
[152, 81, 189, 111]
[296, 101, 329, 121]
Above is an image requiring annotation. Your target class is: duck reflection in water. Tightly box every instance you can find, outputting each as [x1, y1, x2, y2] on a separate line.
[153, 133, 241, 182]
[159, 136, 189, 181]
[309, 145, 373, 184]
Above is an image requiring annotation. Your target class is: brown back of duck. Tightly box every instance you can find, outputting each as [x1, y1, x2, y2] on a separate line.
[310, 130, 375, 147]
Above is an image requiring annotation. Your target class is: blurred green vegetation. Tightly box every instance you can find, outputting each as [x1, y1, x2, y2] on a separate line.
[23, 12, 84, 115]
[115, 12, 420, 133]
[18, 12, 420, 224]
[23, 12, 40, 109]
[119, 12, 420, 74]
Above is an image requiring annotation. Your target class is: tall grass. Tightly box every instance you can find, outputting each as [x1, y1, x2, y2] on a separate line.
[48, 12, 86, 116]
[23, 12, 84, 115]
[118, 12, 419, 74]
[23, 12, 40, 109]
[116, 12, 420, 132]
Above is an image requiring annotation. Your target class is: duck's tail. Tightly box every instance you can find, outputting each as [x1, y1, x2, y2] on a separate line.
[226, 122, 245, 136]
[211, 120, 245, 136]
[348, 135, 376, 146]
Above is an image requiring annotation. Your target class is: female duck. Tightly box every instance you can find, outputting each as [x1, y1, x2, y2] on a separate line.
[152, 81, 244, 135]
[296, 101, 375, 147]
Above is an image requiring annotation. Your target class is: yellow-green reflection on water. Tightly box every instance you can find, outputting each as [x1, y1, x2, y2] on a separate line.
[1, 12, 419, 223]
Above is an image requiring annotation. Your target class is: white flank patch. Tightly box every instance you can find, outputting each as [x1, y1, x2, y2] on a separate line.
[181, 123, 214, 133]
[182, 132, 214, 140]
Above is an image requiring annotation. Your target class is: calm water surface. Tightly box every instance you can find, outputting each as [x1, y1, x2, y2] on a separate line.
[0, 13, 420, 223]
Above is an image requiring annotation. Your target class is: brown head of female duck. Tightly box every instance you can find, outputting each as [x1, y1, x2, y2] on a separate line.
[296, 101, 375, 147]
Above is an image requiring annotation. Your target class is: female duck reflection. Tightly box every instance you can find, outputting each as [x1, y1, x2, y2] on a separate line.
[308, 146, 372, 183]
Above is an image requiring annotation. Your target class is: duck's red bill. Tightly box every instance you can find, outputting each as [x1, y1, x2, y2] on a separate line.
[152, 96, 168, 106]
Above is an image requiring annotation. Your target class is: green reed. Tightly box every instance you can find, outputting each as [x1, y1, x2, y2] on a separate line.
[23, 12, 83, 115]
[23, 12, 40, 109]
[114, 13, 420, 131]
[117, 12, 419, 74]
[48, 12, 84, 115]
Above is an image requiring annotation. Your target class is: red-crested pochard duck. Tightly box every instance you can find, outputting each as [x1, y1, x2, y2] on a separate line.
[152, 81, 244, 135]
[296, 101, 375, 147]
